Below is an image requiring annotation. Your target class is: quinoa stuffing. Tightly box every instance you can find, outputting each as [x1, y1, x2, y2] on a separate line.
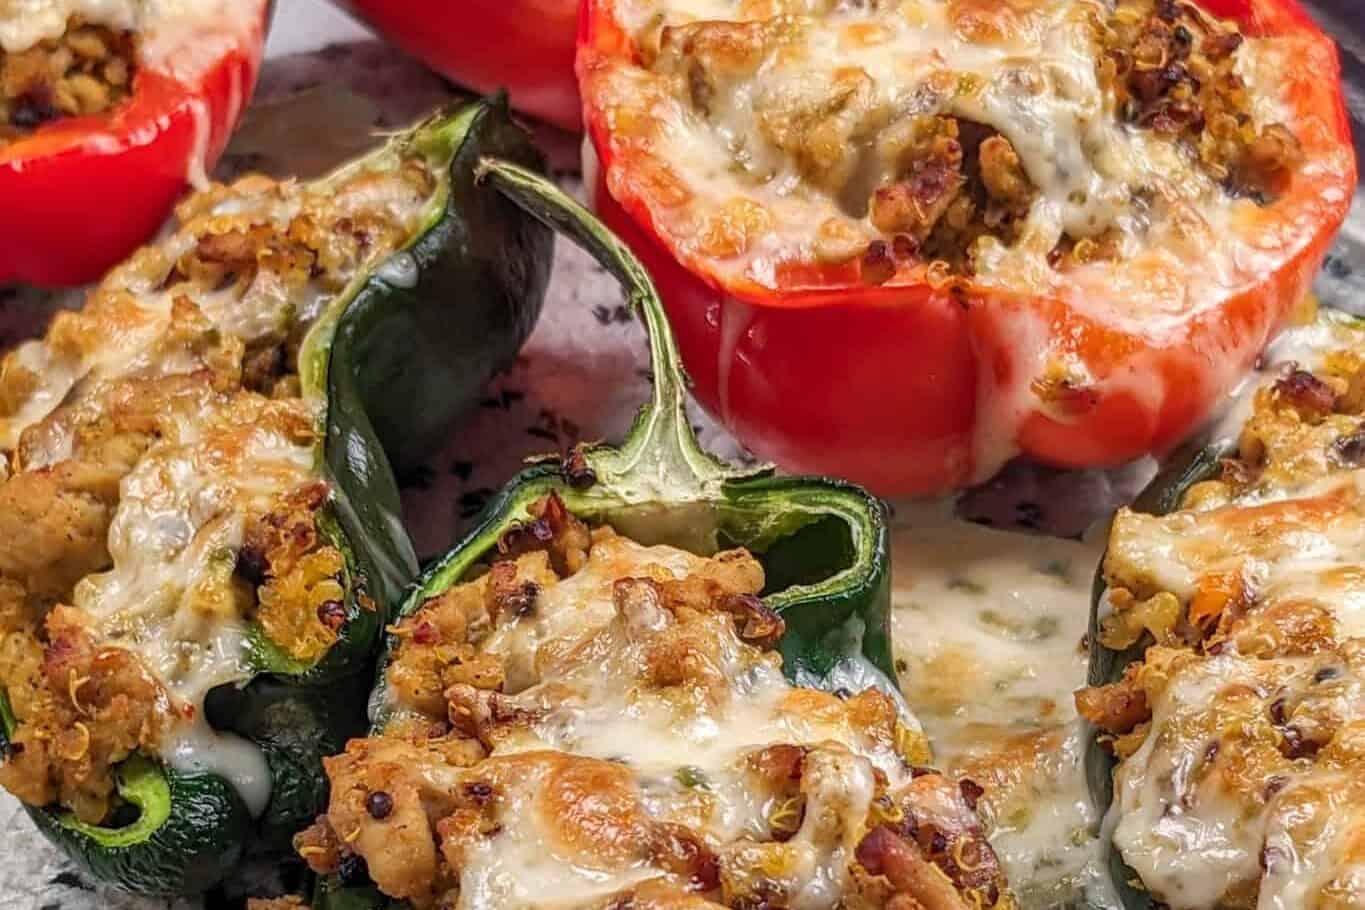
[597, 0, 1307, 280]
[1101, 0, 1302, 201]
[296, 493, 1011, 910]
[0, 153, 436, 825]
[0, 18, 135, 144]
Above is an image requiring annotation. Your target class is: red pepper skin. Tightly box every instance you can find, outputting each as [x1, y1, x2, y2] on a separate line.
[0, 4, 269, 288]
[579, 0, 1357, 496]
[335, 0, 580, 131]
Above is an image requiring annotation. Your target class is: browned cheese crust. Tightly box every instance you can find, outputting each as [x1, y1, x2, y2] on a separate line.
[1076, 328, 1365, 907]
[298, 494, 1013, 910]
[626, 0, 1294, 279]
[0, 159, 434, 824]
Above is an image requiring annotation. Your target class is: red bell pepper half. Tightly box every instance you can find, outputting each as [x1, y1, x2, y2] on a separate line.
[579, 0, 1356, 496]
[0, 3, 271, 287]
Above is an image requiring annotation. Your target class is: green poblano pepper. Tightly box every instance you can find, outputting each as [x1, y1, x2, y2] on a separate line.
[0, 97, 552, 896]
[314, 159, 897, 909]
[1082, 308, 1365, 910]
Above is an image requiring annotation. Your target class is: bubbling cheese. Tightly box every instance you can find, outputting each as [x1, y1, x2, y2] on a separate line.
[1081, 314, 1365, 908]
[594, 0, 1295, 293]
[302, 512, 1009, 910]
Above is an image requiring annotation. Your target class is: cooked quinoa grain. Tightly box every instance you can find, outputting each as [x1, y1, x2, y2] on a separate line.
[0, 155, 434, 825]
[0, 18, 135, 144]
[1101, 0, 1302, 201]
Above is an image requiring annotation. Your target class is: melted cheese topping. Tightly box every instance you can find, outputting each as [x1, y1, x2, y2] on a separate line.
[447, 537, 907, 865]
[890, 507, 1116, 908]
[594, 0, 1295, 290]
[0, 193, 303, 460]
[1110, 470, 1365, 633]
[75, 396, 315, 705]
[316, 525, 1006, 910]
[1112, 649, 1365, 910]
[0, 0, 259, 63]
[1091, 314, 1365, 908]
[0, 159, 434, 820]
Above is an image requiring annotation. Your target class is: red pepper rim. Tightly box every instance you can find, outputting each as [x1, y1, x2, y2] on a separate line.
[579, 0, 1357, 312]
[0, 10, 267, 168]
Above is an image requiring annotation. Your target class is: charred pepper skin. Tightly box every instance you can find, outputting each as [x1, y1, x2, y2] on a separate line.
[0, 98, 553, 897]
[316, 159, 896, 909]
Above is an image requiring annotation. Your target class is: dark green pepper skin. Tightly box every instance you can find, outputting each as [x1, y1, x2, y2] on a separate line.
[1081, 436, 1234, 910]
[319, 159, 895, 909]
[205, 677, 372, 854]
[0, 98, 553, 896]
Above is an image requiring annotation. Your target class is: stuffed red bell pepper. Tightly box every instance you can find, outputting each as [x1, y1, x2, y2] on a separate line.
[0, 0, 270, 287]
[334, 0, 580, 131]
[579, 0, 1356, 496]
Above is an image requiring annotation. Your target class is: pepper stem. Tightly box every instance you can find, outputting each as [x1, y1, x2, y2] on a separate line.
[477, 158, 733, 500]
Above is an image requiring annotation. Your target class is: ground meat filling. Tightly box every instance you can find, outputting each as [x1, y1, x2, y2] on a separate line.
[1075, 322, 1365, 906]
[865, 117, 1037, 278]
[0, 157, 433, 824]
[0, 18, 135, 144]
[637, 0, 1293, 278]
[297, 493, 1012, 910]
[1102, 0, 1301, 202]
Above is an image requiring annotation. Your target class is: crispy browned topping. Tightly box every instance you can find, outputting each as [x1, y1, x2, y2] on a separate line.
[244, 482, 351, 665]
[0, 19, 135, 145]
[0, 602, 168, 824]
[299, 506, 1011, 909]
[1075, 674, 1150, 737]
[1207, 352, 1365, 502]
[1077, 328, 1365, 908]
[495, 490, 594, 576]
[868, 117, 1037, 274]
[0, 156, 436, 826]
[1101, 0, 1301, 200]
[640, 0, 1290, 280]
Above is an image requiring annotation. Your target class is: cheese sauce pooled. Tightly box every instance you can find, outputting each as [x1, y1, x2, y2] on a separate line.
[300, 494, 1011, 910]
[890, 506, 1114, 908]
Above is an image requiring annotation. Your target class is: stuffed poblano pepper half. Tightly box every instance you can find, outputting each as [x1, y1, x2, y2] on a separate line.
[298, 163, 1015, 910]
[0, 97, 552, 896]
[1079, 309, 1365, 908]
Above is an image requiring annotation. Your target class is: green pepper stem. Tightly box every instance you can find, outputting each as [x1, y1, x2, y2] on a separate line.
[477, 158, 733, 501]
